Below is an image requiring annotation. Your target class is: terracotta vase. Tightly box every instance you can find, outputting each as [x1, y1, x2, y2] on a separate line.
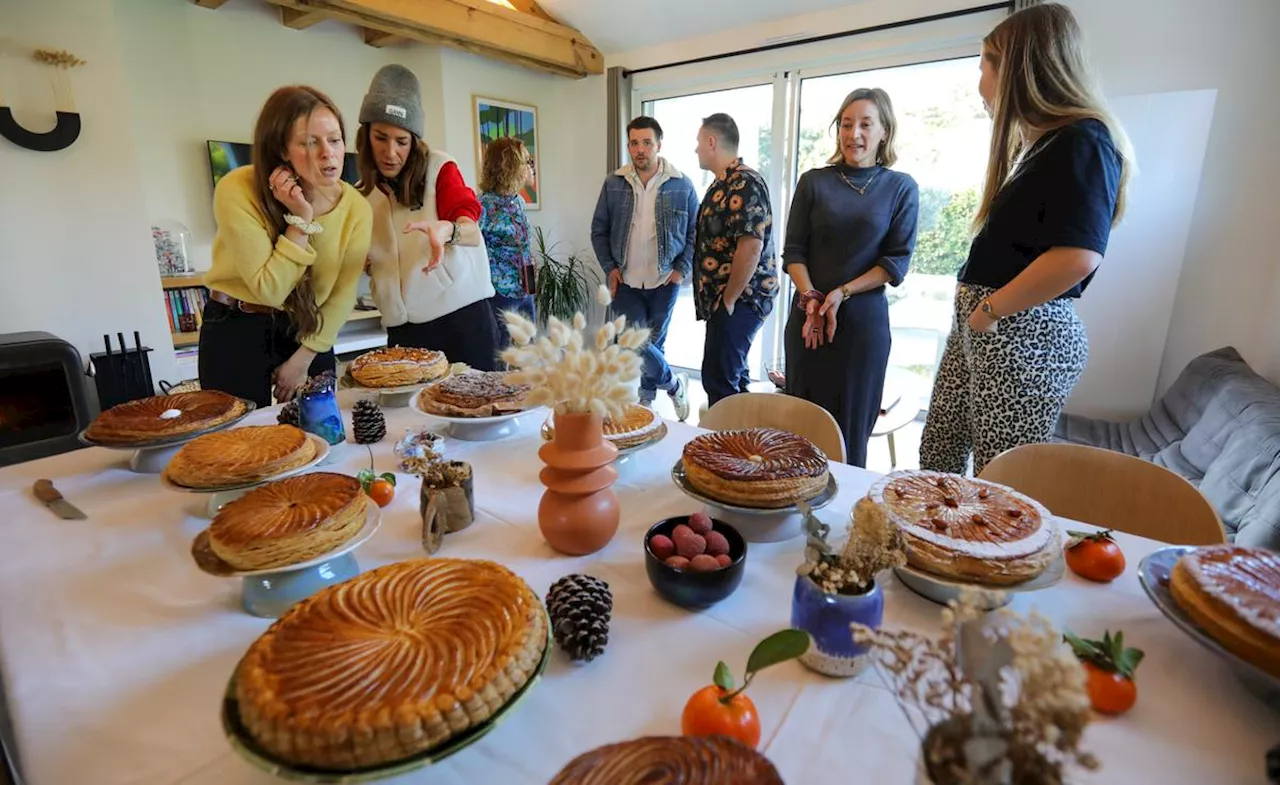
[537, 410, 619, 555]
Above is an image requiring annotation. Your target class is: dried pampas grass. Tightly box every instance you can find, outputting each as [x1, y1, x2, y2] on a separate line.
[499, 288, 651, 421]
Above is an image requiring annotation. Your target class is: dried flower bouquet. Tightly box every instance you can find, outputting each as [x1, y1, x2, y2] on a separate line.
[798, 497, 907, 594]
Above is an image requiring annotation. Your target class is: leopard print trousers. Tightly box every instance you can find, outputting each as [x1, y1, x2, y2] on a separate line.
[920, 283, 1088, 476]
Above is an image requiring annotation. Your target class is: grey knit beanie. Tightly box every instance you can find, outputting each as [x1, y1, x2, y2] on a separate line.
[359, 64, 424, 138]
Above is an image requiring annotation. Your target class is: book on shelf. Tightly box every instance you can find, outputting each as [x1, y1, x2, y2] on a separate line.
[163, 285, 208, 334]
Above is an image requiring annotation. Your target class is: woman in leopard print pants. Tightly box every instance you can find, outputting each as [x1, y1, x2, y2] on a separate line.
[920, 3, 1132, 475]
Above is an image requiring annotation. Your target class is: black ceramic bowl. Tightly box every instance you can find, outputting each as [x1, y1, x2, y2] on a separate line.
[644, 515, 747, 609]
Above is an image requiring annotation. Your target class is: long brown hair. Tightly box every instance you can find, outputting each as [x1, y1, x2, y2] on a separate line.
[250, 85, 346, 339]
[975, 3, 1133, 230]
[354, 124, 430, 210]
[825, 87, 899, 168]
[479, 137, 528, 195]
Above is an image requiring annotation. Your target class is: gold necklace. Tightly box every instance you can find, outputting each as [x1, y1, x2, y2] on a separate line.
[837, 167, 880, 195]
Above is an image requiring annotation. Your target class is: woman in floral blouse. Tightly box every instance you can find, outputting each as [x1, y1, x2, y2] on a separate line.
[479, 137, 536, 347]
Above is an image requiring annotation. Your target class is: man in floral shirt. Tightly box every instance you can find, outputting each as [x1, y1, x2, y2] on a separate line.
[693, 113, 779, 406]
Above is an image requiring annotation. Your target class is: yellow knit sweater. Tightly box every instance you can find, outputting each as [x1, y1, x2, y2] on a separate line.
[205, 166, 372, 353]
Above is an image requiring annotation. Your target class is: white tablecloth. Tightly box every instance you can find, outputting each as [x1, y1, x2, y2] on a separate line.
[0, 405, 1276, 785]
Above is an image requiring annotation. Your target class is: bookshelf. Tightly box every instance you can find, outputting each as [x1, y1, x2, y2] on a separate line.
[161, 274, 206, 348]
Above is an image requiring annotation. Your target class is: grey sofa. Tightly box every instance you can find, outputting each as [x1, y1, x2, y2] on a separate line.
[1054, 347, 1280, 550]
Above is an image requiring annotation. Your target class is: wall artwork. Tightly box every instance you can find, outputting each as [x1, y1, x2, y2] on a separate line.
[0, 48, 85, 152]
[473, 95, 540, 211]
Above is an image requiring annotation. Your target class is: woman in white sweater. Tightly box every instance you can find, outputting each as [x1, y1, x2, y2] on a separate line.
[356, 64, 499, 369]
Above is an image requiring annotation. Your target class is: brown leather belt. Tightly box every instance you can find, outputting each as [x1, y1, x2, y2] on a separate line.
[209, 290, 280, 315]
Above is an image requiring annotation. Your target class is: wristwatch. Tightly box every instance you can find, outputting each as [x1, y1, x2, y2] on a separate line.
[980, 298, 1001, 321]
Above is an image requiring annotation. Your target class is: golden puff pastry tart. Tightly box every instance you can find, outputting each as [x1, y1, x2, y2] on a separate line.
[348, 346, 448, 388]
[416, 371, 530, 417]
[207, 472, 367, 571]
[682, 427, 830, 508]
[549, 736, 785, 785]
[164, 424, 316, 489]
[1170, 544, 1280, 678]
[235, 558, 547, 770]
[869, 471, 1058, 586]
[85, 390, 246, 444]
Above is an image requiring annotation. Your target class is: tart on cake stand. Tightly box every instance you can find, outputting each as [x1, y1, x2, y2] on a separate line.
[162, 433, 329, 517]
[79, 396, 256, 474]
[540, 404, 668, 470]
[670, 460, 838, 542]
[191, 500, 380, 618]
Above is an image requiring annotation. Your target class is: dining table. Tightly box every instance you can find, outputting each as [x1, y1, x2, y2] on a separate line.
[0, 400, 1276, 785]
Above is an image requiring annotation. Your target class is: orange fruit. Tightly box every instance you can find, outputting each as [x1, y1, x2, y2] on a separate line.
[681, 685, 761, 749]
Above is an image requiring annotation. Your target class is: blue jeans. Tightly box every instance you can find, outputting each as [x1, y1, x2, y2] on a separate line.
[612, 282, 679, 401]
[702, 302, 765, 407]
[490, 293, 536, 350]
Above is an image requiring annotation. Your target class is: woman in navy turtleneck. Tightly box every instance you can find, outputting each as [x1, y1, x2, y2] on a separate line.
[782, 87, 919, 467]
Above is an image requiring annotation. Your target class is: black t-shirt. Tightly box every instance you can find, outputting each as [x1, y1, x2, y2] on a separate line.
[959, 118, 1122, 298]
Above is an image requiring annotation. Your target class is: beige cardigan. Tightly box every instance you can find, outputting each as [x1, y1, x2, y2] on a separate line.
[365, 150, 494, 327]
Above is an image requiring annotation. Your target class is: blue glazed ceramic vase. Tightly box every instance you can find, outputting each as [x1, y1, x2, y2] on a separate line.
[298, 383, 345, 446]
[790, 573, 884, 677]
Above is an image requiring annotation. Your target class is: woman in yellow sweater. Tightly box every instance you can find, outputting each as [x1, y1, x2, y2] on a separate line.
[199, 86, 372, 406]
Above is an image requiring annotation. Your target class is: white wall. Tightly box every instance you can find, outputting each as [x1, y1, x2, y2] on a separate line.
[1066, 0, 1280, 393]
[0, 0, 178, 388]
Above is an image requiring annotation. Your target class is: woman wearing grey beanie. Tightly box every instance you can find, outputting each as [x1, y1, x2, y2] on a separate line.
[356, 64, 499, 370]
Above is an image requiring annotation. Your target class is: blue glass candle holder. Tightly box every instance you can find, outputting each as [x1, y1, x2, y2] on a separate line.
[297, 373, 345, 446]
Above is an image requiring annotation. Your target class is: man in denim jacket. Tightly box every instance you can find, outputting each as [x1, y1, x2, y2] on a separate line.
[591, 116, 698, 420]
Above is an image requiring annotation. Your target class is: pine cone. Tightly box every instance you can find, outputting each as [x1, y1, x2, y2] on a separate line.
[277, 400, 300, 427]
[352, 399, 386, 444]
[546, 574, 612, 663]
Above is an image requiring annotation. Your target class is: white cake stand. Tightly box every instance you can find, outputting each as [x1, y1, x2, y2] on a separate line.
[78, 399, 257, 474]
[191, 502, 380, 617]
[409, 393, 541, 441]
[161, 434, 330, 517]
[670, 458, 839, 543]
[340, 368, 446, 409]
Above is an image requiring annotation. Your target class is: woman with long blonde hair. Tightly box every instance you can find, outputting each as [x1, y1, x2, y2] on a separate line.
[920, 2, 1132, 474]
[478, 136, 537, 347]
[200, 86, 371, 405]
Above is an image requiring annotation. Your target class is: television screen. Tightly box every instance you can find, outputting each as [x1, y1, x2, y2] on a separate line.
[207, 140, 359, 189]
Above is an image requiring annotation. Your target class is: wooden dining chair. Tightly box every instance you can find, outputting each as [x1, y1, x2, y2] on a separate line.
[699, 392, 847, 464]
[978, 443, 1226, 545]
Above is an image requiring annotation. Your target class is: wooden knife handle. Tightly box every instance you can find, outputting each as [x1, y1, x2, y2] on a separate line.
[33, 479, 63, 504]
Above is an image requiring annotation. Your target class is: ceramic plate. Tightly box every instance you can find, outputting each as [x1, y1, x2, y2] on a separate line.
[893, 554, 1066, 609]
[78, 399, 257, 450]
[670, 459, 838, 516]
[160, 434, 330, 494]
[190, 502, 381, 578]
[220, 614, 553, 783]
[1138, 546, 1280, 700]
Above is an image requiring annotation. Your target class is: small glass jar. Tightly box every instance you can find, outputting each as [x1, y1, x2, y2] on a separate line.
[152, 220, 192, 276]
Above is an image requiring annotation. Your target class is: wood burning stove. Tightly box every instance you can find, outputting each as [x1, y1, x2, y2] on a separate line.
[0, 332, 97, 467]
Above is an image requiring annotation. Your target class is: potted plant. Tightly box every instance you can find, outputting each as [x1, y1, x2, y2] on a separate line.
[790, 496, 907, 677]
[500, 287, 650, 555]
[852, 593, 1098, 784]
[531, 226, 595, 326]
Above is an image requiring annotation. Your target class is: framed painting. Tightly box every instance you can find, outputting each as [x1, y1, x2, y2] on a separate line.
[473, 95, 540, 211]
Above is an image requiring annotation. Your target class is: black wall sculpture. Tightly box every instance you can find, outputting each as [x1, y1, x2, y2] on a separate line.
[0, 107, 81, 152]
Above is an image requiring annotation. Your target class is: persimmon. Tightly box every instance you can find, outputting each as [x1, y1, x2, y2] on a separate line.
[681, 629, 809, 750]
[1064, 529, 1126, 583]
[357, 447, 397, 508]
[1065, 630, 1144, 716]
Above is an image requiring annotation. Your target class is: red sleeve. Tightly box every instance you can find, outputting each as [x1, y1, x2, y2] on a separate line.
[434, 162, 483, 222]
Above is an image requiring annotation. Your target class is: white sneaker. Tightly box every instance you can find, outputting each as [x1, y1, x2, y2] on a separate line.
[669, 373, 690, 422]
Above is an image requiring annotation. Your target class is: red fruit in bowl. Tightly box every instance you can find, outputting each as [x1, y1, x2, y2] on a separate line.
[665, 555, 691, 570]
[649, 534, 676, 560]
[673, 527, 707, 560]
[688, 554, 720, 572]
[704, 531, 730, 557]
[714, 553, 733, 568]
[688, 512, 713, 535]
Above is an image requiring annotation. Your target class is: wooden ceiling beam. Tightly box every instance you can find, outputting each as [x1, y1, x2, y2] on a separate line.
[281, 7, 328, 28]
[262, 0, 602, 78]
[363, 27, 404, 47]
[502, 0, 557, 24]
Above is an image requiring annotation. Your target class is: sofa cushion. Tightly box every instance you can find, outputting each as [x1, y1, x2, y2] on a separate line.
[1055, 347, 1280, 549]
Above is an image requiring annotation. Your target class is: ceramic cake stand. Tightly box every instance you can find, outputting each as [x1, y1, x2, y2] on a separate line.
[340, 368, 445, 409]
[161, 434, 329, 517]
[670, 458, 839, 543]
[410, 394, 542, 442]
[78, 399, 257, 474]
[191, 502, 381, 618]
[893, 555, 1067, 610]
